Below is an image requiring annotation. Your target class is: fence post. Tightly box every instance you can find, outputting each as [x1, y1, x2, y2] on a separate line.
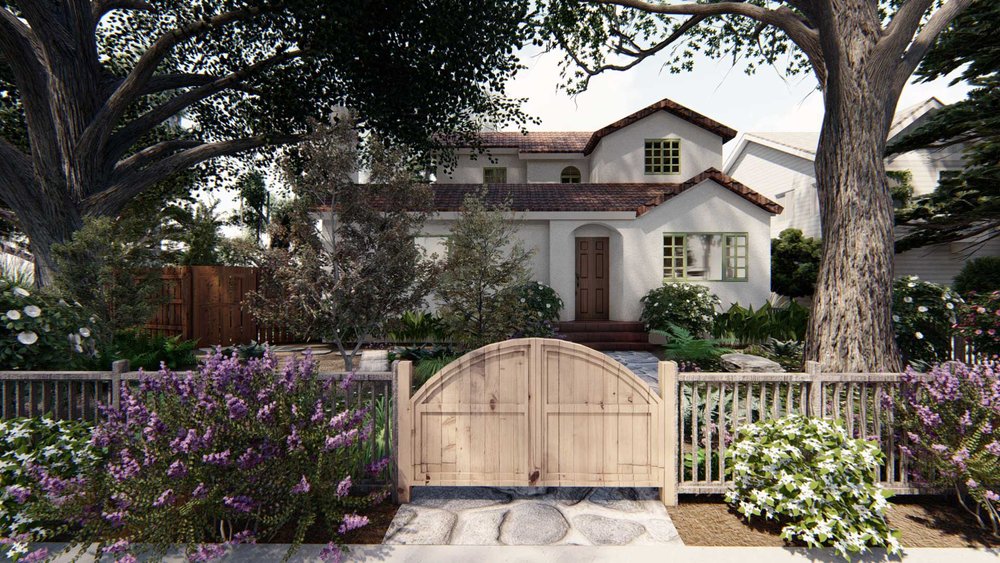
[659, 360, 679, 507]
[111, 359, 128, 411]
[806, 360, 821, 417]
[395, 360, 413, 504]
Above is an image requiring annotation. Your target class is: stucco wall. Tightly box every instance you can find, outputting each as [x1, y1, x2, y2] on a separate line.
[436, 151, 526, 184]
[525, 158, 591, 183]
[588, 111, 724, 183]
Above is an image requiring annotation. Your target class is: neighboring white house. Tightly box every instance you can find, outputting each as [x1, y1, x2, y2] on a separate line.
[724, 97, 1000, 285]
[417, 98, 783, 323]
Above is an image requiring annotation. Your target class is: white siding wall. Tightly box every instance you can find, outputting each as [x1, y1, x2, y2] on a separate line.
[436, 151, 526, 184]
[588, 112, 724, 183]
[725, 142, 820, 238]
[895, 238, 1000, 285]
[885, 145, 965, 197]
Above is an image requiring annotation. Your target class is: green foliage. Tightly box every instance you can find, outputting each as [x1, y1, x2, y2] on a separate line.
[0, 417, 102, 562]
[954, 257, 1000, 296]
[250, 123, 437, 370]
[889, 1, 1000, 251]
[386, 311, 448, 344]
[235, 172, 271, 244]
[725, 416, 900, 558]
[51, 216, 161, 346]
[30, 350, 383, 561]
[508, 282, 564, 338]
[0, 279, 98, 370]
[657, 324, 733, 371]
[98, 331, 199, 371]
[886, 170, 915, 206]
[640, 282, 719, 336]
[414, 355, 462, 389]
[749, 338, 805, 372]
[955, 292, 1000, 358]
[390, 345, 460, 388]
[896, 361, 1000, 536]
[770, 229, 821, 299]
[161, 201, 226, 266]
[892, 276, 963, 368]
[712, 301, 810, 346]
[436, 191, 533, 350]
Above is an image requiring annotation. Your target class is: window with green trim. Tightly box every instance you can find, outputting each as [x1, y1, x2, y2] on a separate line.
[483, 167, 507, 184]
[663, 233, 748, 281]
[645, 139, 680, 174]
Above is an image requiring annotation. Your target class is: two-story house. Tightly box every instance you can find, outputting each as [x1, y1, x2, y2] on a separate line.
[724, 98, 1000, 286]
[420, 98, 782, 333]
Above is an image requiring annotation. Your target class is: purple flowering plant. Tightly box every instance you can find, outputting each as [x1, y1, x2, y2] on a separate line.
[955, 291, 1000, 359]
[896, 360, 1000, 536]
[30, 348, 387, 561]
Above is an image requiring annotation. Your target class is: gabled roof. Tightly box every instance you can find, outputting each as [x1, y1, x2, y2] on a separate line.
[429, 168, 781, 216]
[724, 97, 947, 172]
[467, 98, 737, 155]
[582, 98, 737, 153]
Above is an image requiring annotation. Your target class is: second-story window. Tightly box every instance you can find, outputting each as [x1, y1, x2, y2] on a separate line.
[645, 139, 681, 175]
[560, 166, 582, 183]
[483, 167, 507, 184]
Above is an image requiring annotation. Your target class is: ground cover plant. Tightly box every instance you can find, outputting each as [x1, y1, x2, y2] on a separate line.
[24, 349, 385, 562]
[892, 276, 963, 369]
[640, 283, 719, 336]
[0, 418, 102, 562]
[725, 415, 900, 559]
[897, 360, 1000, 536]
[712, 301, 809, 346]
[657, 324, 733, 371]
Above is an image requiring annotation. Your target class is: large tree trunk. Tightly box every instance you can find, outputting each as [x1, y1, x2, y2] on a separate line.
[805, 9, 902, 372]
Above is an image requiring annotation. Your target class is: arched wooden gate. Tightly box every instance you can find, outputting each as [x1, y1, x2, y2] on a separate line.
[396, 338, 673, 504]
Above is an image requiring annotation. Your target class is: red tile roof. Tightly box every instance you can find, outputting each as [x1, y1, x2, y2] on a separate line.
[469, 98, 737, 154]
[430, 169, 781, 215]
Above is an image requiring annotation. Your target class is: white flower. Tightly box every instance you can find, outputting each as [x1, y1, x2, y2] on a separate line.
[892, 315, 899, 322]
[78, 327, 91, 338]
[903, 296, 913, 303]
[23, 305, 41, 318]
[907, 282, 915, 288]
[17, 331, 38, 345]
[917, 306, 928, 313]
[945, 302, 954, 310]
[5, 309, 20, 320]
[12, 287, 29, 297]
[915, 331, 924, 340]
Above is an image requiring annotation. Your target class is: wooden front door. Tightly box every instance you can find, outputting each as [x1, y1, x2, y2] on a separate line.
[575, 237, 610, 321]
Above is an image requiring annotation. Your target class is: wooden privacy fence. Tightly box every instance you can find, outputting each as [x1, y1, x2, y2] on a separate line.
[146, 266, 296, 346]
[396, 339, 925, 506]
[396, 338, 667, 503]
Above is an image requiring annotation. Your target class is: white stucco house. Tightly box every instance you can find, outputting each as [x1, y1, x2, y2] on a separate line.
[418, 98, 783, 327]
[724, 97, 1000, 286]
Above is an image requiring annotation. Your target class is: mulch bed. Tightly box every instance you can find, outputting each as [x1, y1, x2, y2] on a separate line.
[669, 495, 1000, 548]
[269, 501, 398, 545]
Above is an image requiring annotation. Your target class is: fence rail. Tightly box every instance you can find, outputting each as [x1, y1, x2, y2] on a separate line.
[666, 361, 927, 501]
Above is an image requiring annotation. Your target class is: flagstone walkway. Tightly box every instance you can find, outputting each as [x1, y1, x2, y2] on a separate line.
[383, 487, 682, 546]
[603, 351, 662, 393]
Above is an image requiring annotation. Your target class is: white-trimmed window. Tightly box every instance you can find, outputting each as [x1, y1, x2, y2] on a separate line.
[645, 139, 681, 175]
[483, 167, 507, 184]
[560, 166, 582, 183]
[663, 233, 748, 281]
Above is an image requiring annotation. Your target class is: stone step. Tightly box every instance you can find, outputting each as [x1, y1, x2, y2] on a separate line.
[556, 321, 646, 333]
[560, 331, 649, 343]
[573, 342, 661, 352]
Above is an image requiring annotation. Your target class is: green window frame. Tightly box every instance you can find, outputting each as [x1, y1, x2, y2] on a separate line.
[644, 139, 681, 175]
[662, 232, 748, 282]
[483, 166, 507, 184]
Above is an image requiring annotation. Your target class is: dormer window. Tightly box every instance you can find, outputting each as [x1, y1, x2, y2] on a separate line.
[645, 139, 681, 175]
[560, 166, 581, 183]
[483, 167, 507, 184]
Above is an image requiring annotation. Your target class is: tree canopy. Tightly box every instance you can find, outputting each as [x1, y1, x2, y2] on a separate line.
[888, 0, 999, 251]
[0, 0, 531, 283]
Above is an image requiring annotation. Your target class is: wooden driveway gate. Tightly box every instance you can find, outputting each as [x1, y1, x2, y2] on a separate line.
[396, 338, 673, 503]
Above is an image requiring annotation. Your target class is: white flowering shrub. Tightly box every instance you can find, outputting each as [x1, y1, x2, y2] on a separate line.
[0, 417, 101, 562]
[892, 276, 963, 368]
[0, 279, 97, 370]
[640, 282, 720, 336]
[725, 415, 900, 559]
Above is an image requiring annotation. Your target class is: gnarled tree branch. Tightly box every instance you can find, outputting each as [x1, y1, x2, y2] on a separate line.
[892, 0, 975, 97]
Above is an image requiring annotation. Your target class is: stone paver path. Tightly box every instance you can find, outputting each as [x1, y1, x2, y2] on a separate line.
[384, 487, 682, 546]
[604, 351, 661, 393]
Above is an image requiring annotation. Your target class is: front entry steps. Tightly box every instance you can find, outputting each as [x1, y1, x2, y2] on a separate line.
[556, 321, 659, 352]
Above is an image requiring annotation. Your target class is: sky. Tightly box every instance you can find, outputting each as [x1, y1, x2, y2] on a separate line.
[505, 46, 972, 159]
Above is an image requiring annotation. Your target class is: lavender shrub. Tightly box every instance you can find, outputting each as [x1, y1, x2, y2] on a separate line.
[30, 348, 385, 562]
[896, 360, 1000, 536]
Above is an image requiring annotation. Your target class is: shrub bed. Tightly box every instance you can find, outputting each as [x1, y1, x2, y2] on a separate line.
[640, 283, 719, 336]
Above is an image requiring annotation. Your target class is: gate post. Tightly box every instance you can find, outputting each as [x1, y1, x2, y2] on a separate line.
[395, 361, 413, 504]
[659, 361, 679, 506]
